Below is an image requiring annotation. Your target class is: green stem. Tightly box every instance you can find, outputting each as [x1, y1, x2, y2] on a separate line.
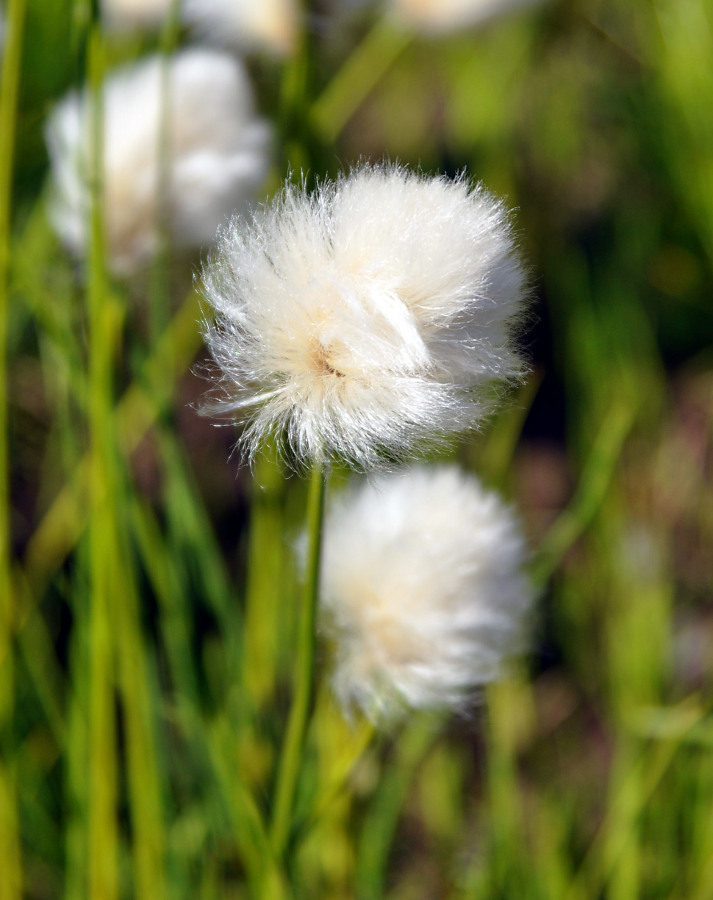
[355, 715, 441, 900]
[149, 0, 183, 341]
[22, 287, 202, 593]
[86, 13, 120, 900]
[269, 463, 327, 860]
[299, 716, 375, 840]
[530, 400, 633, 590]
[278, 0, 315, 173]
[310, 17, 412, 145]
[0, 0, 27, 896]
[242, 448, 286, 711]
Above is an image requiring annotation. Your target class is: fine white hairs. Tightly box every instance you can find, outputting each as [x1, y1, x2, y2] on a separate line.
[45, 49, 271, 276]
[320, 466, 534, 719]
[201, 163, 529, 469]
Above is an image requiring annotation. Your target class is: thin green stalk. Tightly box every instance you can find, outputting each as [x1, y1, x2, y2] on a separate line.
[475, 372, 542, 489]
[208, 714, 290, 900]
[355, 715, 441, 900]
[531, 399, 633, 590]
[689, 746, 713, 900]
[114, 554, 167, 900]
[86, 13, 120, 900]
[23, 287, 202, 592]
[564, 719, 702, 900]
[269, 463, 327, 860]
[483, 679, 533, 896]
[310, 17, 412, 145]
[64, 559, 91, 900]
[81, 18, 171, 885]
[0, 0, 28, 897]
[243, 448, 286, 711]
[278, 0, 315, 173]
[128, 494, 201, 705]
[14, 571, 65, 743]
[149, 0, 182, 342]
[301, 717, 375, 838]
[0, 0, 26, 607]
[157, 428, 240, 644]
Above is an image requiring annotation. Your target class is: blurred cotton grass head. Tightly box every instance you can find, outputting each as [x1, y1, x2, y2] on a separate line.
[200, 163, 529, 470]
[101, 0, 297, 55]
[320, 466, 534, 720]
[388, 0, 543, 35]
[183, 0, 297, 56]
[45, 48, 271, 276]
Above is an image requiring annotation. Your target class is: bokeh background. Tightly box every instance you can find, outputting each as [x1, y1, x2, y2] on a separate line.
[2, 0, 713, 897]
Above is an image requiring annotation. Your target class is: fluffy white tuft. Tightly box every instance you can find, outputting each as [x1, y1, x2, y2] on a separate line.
[183, 0, 297, 56]
[45, 49, 271, 276]
[389, 0, 543, 35]
[320, 466, 534, 719]
[201, 163, 529, 469]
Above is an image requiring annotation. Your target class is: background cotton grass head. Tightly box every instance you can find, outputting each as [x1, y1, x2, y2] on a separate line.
[388, 0, 544, 35]
[201, 163, 529, 469]
[183, 0, 297, 56]
[45, 49, 271, 277]
[319, 466, 534, 720]
[101, 0, 297, 55]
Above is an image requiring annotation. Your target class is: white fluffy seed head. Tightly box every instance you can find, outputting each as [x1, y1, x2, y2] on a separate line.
[201, 163, 529, 470]
[320, 466, 534, 720]
[45, 49, 271, 276]
[389, 0, 543, 35]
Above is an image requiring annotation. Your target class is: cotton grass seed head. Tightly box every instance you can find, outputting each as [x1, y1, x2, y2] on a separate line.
[102, 0, 296, 53]
[201, 163, 529, 469]
[184, 0, 297, 56]
[320, 466, 534, 720]
[45, 49, 270, 276]
[389, 0, 543, 35]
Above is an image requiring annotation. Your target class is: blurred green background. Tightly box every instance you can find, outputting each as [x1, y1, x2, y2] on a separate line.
[2, 0, 713, 897]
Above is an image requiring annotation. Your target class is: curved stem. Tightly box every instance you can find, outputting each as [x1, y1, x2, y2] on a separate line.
[269, 462, 327, 860]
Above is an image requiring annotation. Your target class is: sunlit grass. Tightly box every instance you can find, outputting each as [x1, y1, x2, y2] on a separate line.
[4, 0, 713, 898]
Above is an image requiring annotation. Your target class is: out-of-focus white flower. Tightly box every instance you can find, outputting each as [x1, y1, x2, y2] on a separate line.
[320, 466, 533, 719]
[184, 0, 297, 56]
[101, 0, 173, 32]
[201, 163, 528, 469]
[101, 0, 296, 55]
[45, 49, 271, 276]
[389, 0, 542, 35]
